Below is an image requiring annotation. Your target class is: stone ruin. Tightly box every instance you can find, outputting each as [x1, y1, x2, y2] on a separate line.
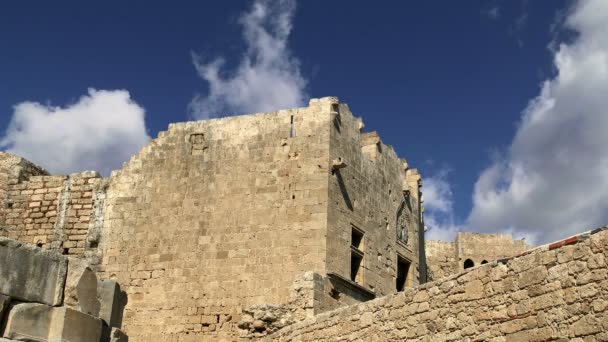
[426, 232, 533, 280]
[0, 97, 606, 341]
[0, 238, 127, 341]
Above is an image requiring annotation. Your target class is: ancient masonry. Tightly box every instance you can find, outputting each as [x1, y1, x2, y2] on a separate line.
[0, 237, 127, 341]
[426, 232, 532, 280]
[0, 97, 606, 341]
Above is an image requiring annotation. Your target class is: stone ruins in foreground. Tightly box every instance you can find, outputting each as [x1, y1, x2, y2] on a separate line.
[0, 97, 606, 341]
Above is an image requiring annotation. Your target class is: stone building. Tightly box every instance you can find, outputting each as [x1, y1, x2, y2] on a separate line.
[426, 232, 531, 280]
[0, 97, 427, 340]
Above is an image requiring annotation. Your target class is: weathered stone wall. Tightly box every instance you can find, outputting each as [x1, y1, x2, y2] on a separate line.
[97, 99, 334, 340]
[0, 153, 107, 257]
[1, 98, 426, 341]
[426, 240, 456, 280]
[325, 99, 422, 302]
[455, 232, 530, 271]
[268, 227, 608, 341]
[427, 232, 531, 281]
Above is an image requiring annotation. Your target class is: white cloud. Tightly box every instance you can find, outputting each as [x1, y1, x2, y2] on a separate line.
[189, 0, 307, 119]
[468, 0, 608, 244]
[0, 88, 150, 176]
[423, 170, 463, 241]
[487, 6, 501, 20]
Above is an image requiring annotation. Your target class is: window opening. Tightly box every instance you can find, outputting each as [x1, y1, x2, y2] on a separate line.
[396, 255, 410, 291]
[350, 226, 364, 283]
[290, 115, 294, 138]
[481, 260, 488, 265]
[464, 259, 475, 269]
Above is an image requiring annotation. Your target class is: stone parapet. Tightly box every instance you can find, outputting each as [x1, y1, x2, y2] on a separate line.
[267, 227, 608, 341]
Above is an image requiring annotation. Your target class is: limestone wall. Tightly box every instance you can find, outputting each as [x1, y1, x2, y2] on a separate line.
[268, 227, 608, 341]
[325, 99, 422, 301]
[0, 153, 107, 257]
[455, 232, 529, 271]
[427, 232, 531, 281]
[426, 240, 456, 280]
[97, 100, 333, 340]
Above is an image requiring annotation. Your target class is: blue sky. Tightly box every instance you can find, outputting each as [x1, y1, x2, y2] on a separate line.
[2, 0, 607, 244]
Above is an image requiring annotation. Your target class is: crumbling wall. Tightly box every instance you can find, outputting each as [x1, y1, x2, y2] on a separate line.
[426, 232, 531, 280]
[97, 99, 334, 340]
[0, 237, 127, 341]
[455, 232, 529, 272]
[426, 240, 456, 281]
[0, 153, 107, 258]
[268, 227, 608, 341]
[325, 99, 422, 300]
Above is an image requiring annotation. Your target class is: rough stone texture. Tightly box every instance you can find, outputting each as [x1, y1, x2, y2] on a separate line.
[98, 280, 126, 328]
[427, 232, 531, 280]
[3, 303, 102, 342]
[64, 257, 100, 316]
[268, 228, 608, 341]
[0, 237, 67, 306]
[91, 97, 424, 340]
[0, 153, 107, 257]
[326, 101, 422, 296]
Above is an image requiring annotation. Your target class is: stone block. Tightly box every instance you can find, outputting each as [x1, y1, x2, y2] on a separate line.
[3, 303, 102, 342]
[0, 237, 67, 306]
[64, 257, 100, 316]
[98, 280, 126, 328]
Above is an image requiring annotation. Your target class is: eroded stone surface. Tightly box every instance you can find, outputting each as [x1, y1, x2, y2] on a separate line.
[0, 238, 67, 306]
[64, 257, 100, 316]
[98, 280, 125, 328]
[3, 303, 102, 342]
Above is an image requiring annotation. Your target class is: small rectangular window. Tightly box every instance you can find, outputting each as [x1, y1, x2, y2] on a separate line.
[350, 226, 365, 283]
[396, 255, 410, 291]
[351, 251, 363, 282]
[352, 227, 364, 249]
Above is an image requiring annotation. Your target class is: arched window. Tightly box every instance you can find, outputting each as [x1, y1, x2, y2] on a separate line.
[481, 260, 488, 265]
[464, 259, 475, 269]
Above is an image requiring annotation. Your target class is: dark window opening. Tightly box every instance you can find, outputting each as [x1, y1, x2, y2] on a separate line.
[352, 228, 364, 249]
[396, 256, 410, 291]
[350, 226, 364, 283]
[290, 115, 294, 137]
[481, 260, 488, 265]
[464, 259, 475, 269]
[350, 252, 363, 282]
[36, 242, 43, 248]
[6, 202, 13, 209]
[62, 248, 69, 255]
